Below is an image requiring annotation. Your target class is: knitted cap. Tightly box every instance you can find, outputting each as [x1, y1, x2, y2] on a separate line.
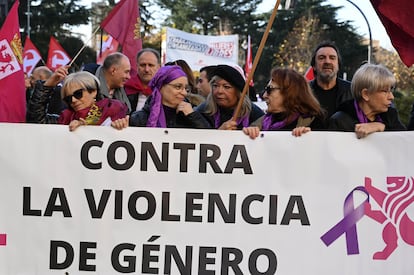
[213, 64, 245, 92]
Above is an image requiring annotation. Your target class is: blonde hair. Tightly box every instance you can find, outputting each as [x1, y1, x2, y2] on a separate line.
[202, 75, 252, 118]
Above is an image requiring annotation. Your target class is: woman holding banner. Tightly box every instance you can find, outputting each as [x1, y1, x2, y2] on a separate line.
[129, 65, 211, 128]
[328, 64, 406, 139]
[27, 68, 129, 131]
[196, 64, 264, 130]
[243, 67, 326, 139]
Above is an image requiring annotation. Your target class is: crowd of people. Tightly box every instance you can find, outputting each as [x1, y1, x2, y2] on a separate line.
[24, 41, 411, 139]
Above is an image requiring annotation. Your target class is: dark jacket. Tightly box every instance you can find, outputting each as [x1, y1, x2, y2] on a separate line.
[310, 78, 352, 118]
[129, 95, 211, 129]
[407, 103, 414, 130]
[26, 81, 64, 124]
[328, 99, 406, 131]
[196, 102, 265, 129]
[27, 81, 128, 126]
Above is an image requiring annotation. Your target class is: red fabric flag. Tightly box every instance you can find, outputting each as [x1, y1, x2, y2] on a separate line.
[23, 37, 42, 76]
[370, 0, 414, 66]
[100, 0, 142, 72]
[0, 1, 26, 122]
[46, 36, 71, 71]
[97, 34, 119, 64]
[244, 35, 254, 86]
[304, 66, 314, 81]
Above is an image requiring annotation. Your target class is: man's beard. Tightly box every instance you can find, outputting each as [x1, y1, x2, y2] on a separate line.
[317, 68, 336, 84]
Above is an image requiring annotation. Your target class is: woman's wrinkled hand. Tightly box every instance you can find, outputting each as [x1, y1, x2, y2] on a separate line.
[68, 118, 86, 132]
[111, 115, 129, 130]
[176, 101, 194, 116]
[355, 122, 385, 139]
[44, 65, 70, 87]
[292, 126, 311, 137]
[242, 126, 260, 139]
[219, 119, 238, 130]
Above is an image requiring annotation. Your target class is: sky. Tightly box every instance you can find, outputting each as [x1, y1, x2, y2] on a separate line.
[257, 0, 393, 50]
[75, 0, 394, 51]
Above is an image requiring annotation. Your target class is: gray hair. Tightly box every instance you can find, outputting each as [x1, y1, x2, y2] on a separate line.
[136, 48, 161, 64]
[102, 52, 128, 70]
[61, 71, 102, 100]
[351, 64, 395, 101]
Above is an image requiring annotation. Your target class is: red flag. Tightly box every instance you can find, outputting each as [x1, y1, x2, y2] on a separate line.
[46, 36, 71, 71]
[100, 0, 142, 72]
[97, 34, 119, 64]
[0, 1, 26, 122]
[23, 37, 42, 76]
[370, 0, 414, 66]
[304, 66, 314, 81]
[244, 35, 254, 86]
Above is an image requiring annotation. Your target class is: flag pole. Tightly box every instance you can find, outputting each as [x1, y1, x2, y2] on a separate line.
[68, 26, 101, 67]
[231, 0, 282, 123]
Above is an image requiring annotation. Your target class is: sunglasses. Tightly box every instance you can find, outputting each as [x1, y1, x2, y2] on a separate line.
[263, 85, 281, 94]
[63, 88, 85, 105]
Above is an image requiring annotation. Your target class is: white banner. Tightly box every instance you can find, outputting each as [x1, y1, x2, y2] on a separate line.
[0, 124, 413, 274]
[162, 27, 239, 71]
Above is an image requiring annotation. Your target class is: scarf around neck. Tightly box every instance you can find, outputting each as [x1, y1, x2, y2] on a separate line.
[354, 99, 383, 123]
[125, 74, 152, 96]
[261, 112, 300, 130]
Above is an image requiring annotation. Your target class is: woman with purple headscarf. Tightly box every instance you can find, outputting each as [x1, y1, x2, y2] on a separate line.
[129, 65, 211, 128]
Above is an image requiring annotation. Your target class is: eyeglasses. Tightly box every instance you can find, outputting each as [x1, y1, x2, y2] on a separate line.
[63, 88, 85, 105]
[167, 83, 191, 93]
[378, 86, 395, 95]
[263, 85, 281, 94]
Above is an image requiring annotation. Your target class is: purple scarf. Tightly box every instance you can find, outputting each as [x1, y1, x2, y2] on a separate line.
[146, 65, 187, 127]
[262, 112, 300, 130]
[213, 110, 249, 128]
[354, 99, 383, 123]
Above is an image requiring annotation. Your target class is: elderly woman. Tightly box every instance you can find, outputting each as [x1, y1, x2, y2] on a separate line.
[328, 64, 406, 138]
[196, 64, 264, 130]
[243, 67, 326, 139]
[129, 65, 210, 128]
[27, 68, 129, 131]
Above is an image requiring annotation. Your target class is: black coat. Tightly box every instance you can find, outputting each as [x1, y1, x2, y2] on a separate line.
[328, 99, 406, 131]
[310, 78, 353, 118]
[407, 103, 414, 130]
[196, 102, 265, 129]
[26, 80, 65, 124]
[129, 95, 211, 129]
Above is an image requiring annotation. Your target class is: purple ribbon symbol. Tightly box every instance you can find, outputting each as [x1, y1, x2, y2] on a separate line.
[321, 186, 369, 255]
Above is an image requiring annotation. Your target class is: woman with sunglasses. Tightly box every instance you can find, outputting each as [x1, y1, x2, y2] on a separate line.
[129, 65, 211, 128]
[243, 67, 326, 139]
[328, 64, 406, 138]
[28, 68, 129, 131]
